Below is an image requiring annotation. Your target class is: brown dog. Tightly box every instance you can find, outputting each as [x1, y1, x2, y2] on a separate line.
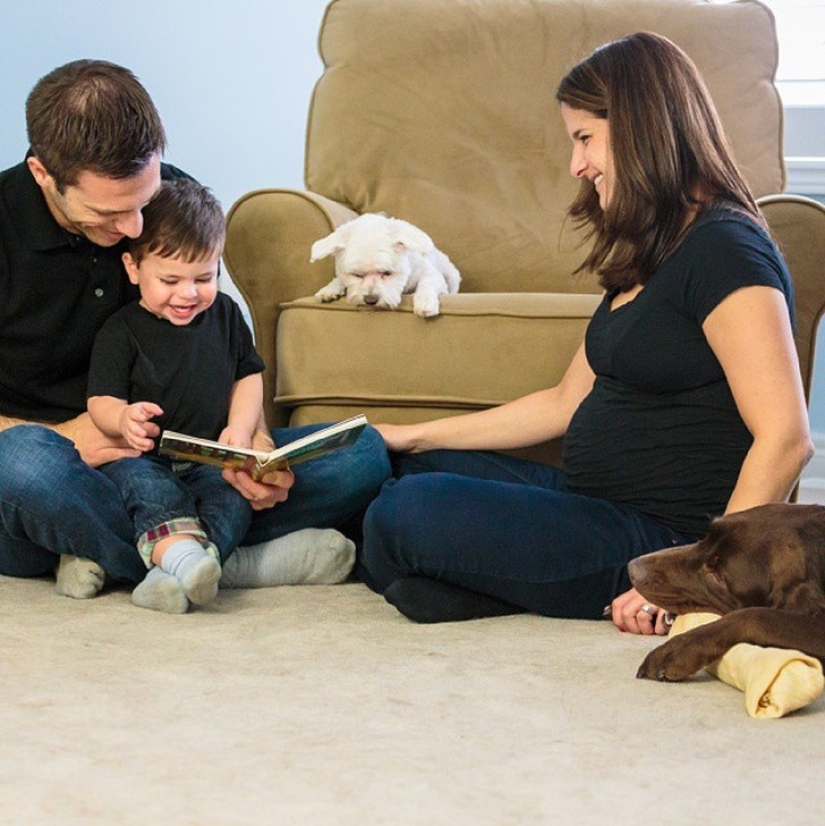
[629, 503, 825, 681]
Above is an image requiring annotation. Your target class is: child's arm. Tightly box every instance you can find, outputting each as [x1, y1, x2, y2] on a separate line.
[220, 373, 296, 507]
[88, 396, 164, 453]
[219, 373, 265, 448]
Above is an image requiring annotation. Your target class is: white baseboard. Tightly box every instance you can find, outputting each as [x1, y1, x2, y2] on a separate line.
[798, 430, 825, 503]
[785, 157, 825, 197]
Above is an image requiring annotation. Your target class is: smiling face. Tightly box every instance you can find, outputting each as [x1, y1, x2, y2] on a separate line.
[123, 247, 220, 325]
[28, 154, 162, 247]
[560, 103, 613, 210]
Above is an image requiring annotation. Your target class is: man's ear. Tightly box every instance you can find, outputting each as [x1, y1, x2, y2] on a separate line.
[26, 155, 53, 188]
[122, 252, 140, 285]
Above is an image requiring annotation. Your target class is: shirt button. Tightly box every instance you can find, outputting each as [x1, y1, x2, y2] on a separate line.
[94, 288, 104, 298]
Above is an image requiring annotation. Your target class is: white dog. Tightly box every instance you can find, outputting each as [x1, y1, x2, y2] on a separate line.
[311, 213, 460, 318]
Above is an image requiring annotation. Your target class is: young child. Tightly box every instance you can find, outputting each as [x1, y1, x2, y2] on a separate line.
[88, 179, 352, 613]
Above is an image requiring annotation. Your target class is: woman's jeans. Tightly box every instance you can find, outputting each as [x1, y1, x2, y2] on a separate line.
[360, 449, 699, 619]
[0, 423, 390, 584]
[99, 456, 252, 566]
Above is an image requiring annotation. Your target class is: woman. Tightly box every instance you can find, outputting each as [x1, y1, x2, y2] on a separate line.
[358, 33, 813, 633]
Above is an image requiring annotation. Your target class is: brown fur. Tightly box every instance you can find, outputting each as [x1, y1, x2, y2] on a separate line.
[629, 503, 825, 681]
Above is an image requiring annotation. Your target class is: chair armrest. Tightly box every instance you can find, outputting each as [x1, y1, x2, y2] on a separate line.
[223, 189, 359, 425]
[759, 194, 825, 402]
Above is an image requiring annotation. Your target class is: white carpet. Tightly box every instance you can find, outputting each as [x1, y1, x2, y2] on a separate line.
[2, 575, 823, 825]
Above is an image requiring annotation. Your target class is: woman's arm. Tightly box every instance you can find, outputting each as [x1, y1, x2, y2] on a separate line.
[377, 342, 596, 453]
[703, 285, 814, 511]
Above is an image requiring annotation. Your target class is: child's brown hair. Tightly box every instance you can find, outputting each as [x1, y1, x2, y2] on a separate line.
[129, 178, 225, 264]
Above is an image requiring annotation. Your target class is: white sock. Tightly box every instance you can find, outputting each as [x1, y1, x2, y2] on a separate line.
[55, 555, 105, 599]
[220, 528, 355, 589]
[159, 538, 221, 606]
[131, 567, 189, 614]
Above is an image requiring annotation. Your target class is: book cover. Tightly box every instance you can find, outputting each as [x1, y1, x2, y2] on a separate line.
[159, 414, 368, 480]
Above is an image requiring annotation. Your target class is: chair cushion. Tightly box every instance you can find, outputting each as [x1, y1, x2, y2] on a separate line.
[275, 293, 601, 416]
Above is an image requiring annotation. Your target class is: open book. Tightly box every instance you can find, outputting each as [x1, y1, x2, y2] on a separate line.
[158, 414, 368, 480]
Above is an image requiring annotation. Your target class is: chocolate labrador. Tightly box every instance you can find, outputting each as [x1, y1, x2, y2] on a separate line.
[629, 503, 825, 681]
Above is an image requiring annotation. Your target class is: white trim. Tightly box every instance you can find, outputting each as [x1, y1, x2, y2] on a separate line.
[798, 430, 825, 503]
[785, 157, 825, 195]
[777, 81, 825, 108]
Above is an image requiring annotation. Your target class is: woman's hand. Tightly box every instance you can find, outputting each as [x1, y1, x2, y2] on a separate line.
[373, 422, 420, 453]
[609, 586, 671, 635]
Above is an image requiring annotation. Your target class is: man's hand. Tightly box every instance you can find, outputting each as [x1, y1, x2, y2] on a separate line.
[222, 466, 295, 511]
[55, 413, 141, 467]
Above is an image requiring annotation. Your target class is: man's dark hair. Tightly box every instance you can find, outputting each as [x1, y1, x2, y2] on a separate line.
[26, 59, 167, 191]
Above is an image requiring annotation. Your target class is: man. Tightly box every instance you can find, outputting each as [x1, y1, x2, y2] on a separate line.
[0, 60, 388, 605]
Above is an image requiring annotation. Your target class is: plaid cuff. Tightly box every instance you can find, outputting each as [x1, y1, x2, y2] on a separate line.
[137, 518, 219, 568]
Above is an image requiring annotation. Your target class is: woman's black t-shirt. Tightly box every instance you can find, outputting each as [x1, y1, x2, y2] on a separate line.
[561, 205, 795, 536]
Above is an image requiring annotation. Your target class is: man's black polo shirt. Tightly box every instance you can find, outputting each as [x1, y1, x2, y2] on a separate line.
[0, 159, 188, 423]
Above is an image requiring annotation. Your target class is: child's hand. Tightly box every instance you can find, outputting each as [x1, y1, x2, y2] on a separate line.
[119, 402, 163, 452]
[218, 425, 254, 449]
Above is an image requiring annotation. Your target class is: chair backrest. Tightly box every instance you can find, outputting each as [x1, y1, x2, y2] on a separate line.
[306, 0, 784, 295]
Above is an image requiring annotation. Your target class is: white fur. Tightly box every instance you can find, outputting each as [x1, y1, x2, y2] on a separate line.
[311, 213, 460, 318]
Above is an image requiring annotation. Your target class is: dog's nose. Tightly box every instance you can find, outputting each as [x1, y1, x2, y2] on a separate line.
[364, 295, 379, 305]
[627, 558, 646, 585]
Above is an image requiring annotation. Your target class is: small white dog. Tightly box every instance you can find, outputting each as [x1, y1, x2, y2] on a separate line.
[311, 213, 460, 318]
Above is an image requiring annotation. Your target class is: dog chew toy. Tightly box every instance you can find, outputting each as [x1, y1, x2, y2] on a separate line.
[669, 613, 825, 719]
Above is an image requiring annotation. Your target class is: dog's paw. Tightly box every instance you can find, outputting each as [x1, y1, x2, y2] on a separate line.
[636, 636, 710, 682]
[413, 295, 440, 318]
[315, 284, 346, 303]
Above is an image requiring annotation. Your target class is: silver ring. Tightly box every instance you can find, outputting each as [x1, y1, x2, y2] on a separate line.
[640, 604, 655, 615]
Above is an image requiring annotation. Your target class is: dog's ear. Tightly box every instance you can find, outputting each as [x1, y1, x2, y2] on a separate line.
[389, 219, 434, 255]
[772, 580, 825, 614]
[766, 539, 825, 612]
[310, 224, 353, 262]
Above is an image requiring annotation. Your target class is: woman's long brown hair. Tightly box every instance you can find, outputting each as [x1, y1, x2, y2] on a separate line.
[556, 32, 763, 292]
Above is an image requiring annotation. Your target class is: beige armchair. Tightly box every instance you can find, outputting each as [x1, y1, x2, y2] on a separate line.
[224, 0, 825, 465]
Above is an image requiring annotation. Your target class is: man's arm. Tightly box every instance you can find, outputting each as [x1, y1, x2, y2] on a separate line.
[1, 411, 140, 467]
[0, 414, 31, 432]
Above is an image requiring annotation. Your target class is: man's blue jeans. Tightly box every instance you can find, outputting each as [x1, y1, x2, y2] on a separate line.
[0, 423, 390, 584]
[360, 449, 699, 619]
[99, 456, 252, 566]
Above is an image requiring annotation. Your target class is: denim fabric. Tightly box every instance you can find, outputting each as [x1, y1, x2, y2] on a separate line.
[360, 449, 699, 619]
[242, 423, 391, 545]
[99, 456, 251, 565]
[0, 423, 390, 584]
[0, 426, 145, 582]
